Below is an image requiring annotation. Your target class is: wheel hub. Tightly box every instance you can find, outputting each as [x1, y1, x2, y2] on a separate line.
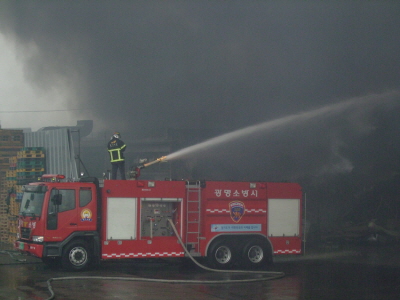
[69, 247, 87, 266]
[248, 245, 264, 263]
[215, 246, 232, 264]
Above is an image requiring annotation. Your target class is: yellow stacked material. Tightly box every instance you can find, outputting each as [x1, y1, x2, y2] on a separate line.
[0, 130, 24, 244]
[8, 217, 18, 234]
[0, 180, 6, 191]
[9, 199, 20, 217]
[8, 232, 17, 244]
[0, 214, 9, 243]
[0, 130, 23, 146]
[16, 148, 46, 186]
[17, 150, 45, 158]
[8, 156, 17, 170]
[6, 170, 16, 180]
[17, 167, 45, 173]
[0, 157, 9, 168]
[0, 201, 7, 213]
[0, 214, 7, 224]
[5, 181, 15, 188]
[0, 129, 23, 166]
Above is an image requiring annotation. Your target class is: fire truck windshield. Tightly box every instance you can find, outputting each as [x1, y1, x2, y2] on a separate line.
[20, 190, 46, 218]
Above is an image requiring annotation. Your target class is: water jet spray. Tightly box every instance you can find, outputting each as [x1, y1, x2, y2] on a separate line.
[166, 91, 399, 161]
[132, 91, 399, 178]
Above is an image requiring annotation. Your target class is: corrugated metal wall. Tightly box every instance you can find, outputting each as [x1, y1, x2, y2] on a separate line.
[24, 128, 78, 179]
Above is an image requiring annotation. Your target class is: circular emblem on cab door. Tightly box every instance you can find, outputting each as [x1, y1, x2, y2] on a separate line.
[81, 209, 93, 221]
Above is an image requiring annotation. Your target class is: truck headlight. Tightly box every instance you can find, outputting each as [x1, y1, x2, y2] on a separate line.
[32, 236, 44, 243]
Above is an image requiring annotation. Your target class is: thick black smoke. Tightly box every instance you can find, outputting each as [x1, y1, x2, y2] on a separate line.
[1, 1, 399, 135]
[1, 1, 400, 234]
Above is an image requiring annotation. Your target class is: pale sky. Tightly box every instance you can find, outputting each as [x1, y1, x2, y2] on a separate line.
[0, 32, 80, 131]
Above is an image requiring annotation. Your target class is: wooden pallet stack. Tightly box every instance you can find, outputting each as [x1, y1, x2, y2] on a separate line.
[0, 130, 48, 244]
[6, 166, 19, 244]
[0, 129, 24, 243]
[2, 159, 19, 244]
[16, 148, 46, 185]
[7, 148, 46, 243]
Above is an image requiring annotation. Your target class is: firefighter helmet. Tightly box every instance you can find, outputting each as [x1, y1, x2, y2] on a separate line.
[113, 132, 121, 139]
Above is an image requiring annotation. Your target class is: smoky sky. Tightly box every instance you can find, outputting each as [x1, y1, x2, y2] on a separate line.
[1, 1, 400, 182]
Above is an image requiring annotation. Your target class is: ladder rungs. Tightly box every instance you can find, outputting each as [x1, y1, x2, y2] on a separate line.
[186, 186, 201, 245]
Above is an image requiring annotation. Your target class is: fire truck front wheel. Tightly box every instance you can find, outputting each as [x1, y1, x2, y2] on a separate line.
[207, 239, 236, 269]
[62, 240, 91, 271]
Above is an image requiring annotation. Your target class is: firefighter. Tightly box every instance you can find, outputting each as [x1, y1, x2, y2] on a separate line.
[107, 132, 127, 180]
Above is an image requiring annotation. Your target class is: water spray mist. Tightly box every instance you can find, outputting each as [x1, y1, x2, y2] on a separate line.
[165, 91, 399, 161]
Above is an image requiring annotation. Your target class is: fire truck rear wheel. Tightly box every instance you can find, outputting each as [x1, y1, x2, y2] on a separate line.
[62, 240, 91, 271]
[241, 238, 271, 269]
[207, 240, 236, 269]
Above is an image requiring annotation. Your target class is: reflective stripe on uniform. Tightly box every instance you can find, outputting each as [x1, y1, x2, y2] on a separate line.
[108, 145, 126, 162]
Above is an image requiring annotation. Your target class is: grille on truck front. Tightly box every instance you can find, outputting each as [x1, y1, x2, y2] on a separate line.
[21, 227, 31, 239]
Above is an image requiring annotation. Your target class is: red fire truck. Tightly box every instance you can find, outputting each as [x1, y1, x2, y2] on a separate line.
[15, 174, 303, 271]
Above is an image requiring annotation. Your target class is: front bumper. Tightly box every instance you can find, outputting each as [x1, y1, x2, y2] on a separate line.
[14, 240, 44, 258]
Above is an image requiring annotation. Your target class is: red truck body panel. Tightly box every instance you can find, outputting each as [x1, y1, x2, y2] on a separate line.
[100, 180, 186, 259]
[15, 178, 303, 267]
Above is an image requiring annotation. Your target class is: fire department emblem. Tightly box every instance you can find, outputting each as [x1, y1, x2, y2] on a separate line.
[229, 201, 245, 223]
[81, 209, 92, 222]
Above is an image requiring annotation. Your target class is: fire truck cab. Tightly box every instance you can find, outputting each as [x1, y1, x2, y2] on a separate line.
[15, 175, 303, 271]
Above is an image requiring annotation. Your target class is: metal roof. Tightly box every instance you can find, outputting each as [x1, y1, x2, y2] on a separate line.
[24, 128, 78, 180]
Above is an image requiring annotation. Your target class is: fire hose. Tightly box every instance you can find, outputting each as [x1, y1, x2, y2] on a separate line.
[44, 219, 284, 299]
[130, 156, 168, 179]
[0, 250, 27, 263]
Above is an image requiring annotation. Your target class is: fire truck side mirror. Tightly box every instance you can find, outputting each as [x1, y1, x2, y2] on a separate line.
[51, 194, 63, 206]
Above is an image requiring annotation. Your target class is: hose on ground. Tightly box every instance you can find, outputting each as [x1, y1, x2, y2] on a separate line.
[0, 250, 27, 263]
[44, 219, 284, 300]
[167, 219, 284, 277]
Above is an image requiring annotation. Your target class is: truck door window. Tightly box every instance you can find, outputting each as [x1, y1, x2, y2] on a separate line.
[49, 189, 76, 213]
[20, 188, 46, 217]
[80, 188, 92, 207]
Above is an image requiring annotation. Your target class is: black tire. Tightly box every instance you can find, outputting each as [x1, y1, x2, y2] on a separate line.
[207, 239, 236, 269]
[62, 240, 91, 271]
[241, 238, 271, 269]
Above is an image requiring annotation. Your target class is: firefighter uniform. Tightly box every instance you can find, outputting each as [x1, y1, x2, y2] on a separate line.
[107, 132, 127, 180]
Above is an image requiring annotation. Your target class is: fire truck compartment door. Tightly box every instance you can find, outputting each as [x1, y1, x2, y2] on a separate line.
[107, 197, 137, 240]
[268, 198, 300, 237]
